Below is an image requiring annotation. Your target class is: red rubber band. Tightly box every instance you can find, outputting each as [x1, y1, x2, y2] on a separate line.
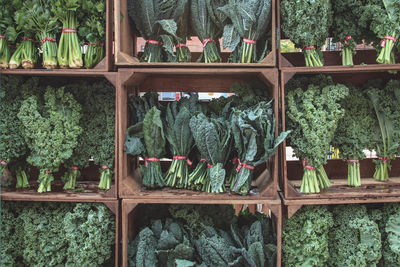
[147, 39, 162, 45]
[71, 166, 79, 170]
[42, 37, 56, 45]
[102, 165, 110, 169]
[243, 38, 257, 45]
[379, 157, 390, 163]
[344, 35, 352, 44]
[62, 28, 77, 33]
[45, 170, 51, 174]
[202, 38, 214, 47]
[23, 36, 35, 42]
[200, 158, 207, 162]
[144, 157, 160, 168]
[173, 156, 192, 166]
[0, 160, 7, 166]
[176, 43, 186, 48]
[303, 46, 315, 50]
[0, 35, 6, 40]
[302, 158, 315, 170]
[207, 163, 213, 169]
[236, 159, 255, 172]
[385, 36, 397, 43]
[347, 159, 359, 163]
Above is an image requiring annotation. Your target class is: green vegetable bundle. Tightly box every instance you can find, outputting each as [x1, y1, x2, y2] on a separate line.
[332, 86, 375, 187]
[191, 0, 227, 63]
[125, 107, 166, 188]
[367, 80, 400, 182]
[18, 86, 82, 193]
[219, 0, 272, 63]
[230, 101, 290, 195]
[280, 0, 333, 67]
[286, 79, 349, 193]
[0, 75, 29, 188]
[1, 201, 115, 266]
[127, 0, 189, 62]
[189, 113, 232, 193]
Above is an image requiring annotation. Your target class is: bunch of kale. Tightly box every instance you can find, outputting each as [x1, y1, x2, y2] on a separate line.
[0, 201, 115, 266]
[128, 204, 277, 267]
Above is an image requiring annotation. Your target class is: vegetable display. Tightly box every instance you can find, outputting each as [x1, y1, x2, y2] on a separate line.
[0, 201, 115, 266]
[280, 0, 333, 67]
[283, 203, 400, 267]
[286, 76, 349, 193]
[332, 86, 375, 187]
[128, 204, 277, 267]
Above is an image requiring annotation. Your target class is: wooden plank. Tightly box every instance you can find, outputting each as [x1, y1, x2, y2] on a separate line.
[0, 69, 114, 76]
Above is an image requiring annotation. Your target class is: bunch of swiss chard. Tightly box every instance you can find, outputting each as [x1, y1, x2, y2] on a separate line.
[286, 75, 349, 194]
[280, 0, 333, 67]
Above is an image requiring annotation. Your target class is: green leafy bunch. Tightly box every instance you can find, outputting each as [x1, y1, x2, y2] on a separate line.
[332, 86, 375, 187]
[0, 201, 115, 266]
[189, 113, 232, 193]
[80, 0, 106, 68]
[282, 205, 334, 267]
[219, 0, 272, 63]
[328, 205, 382, 267]
[230, 101, 290, 195]
[0, 75, 29, 188]
[286, 78, 349, 193]
[280, 0, 333, 66]
[332, 0, 374, 65]
[128, 92, 162, 125]
[128, 0, 189, 62]
[18, 86, 82, 192]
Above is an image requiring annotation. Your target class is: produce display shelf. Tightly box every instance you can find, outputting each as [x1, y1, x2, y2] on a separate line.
[114, 0, 276, 67]
[121, 198, 282, 267]
[117, 68, 280, 199]
[280, 68, 400, 201]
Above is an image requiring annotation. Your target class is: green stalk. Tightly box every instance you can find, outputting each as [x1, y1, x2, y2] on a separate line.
[21, 39, 37, 69]
[231, 167, 252, 195]
[63, 168, 79, 190]
[142, 161, 164, 188]
[188, 161, 208, 191]
[141, 42, 163, 62]
[15, 167, 29, 189]
[300, 168, 320, 194]
[37, 170, 54, 193]
[316, 165, 331, 189]
[84, 42, 103, 69]
[0, 38, 11, 68]
[342, 46, 354, 66]
[40, 34, 58, 69]
[347, 161, 361, 187]
[164, 159, 190, 189]
[9, 43, 24, 69]
[373, 159, 390, 181]
[98, 168, 112, 190]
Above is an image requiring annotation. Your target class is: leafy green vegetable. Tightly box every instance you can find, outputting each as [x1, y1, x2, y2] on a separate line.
[280, 0, 333, 67]
[332, 86, 375, 187]
[286, 79, 349, 193]
[219, 0, 272, 63]
[18, 86, 82, 192]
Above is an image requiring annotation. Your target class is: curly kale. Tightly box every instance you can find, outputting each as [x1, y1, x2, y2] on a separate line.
[282, 205, 334, 267]
[332, 86, 375, 187]
[0, 75, 29, 188]
[328, 205, 382, 267]
[18, 86, 82, 193]
[286, 81, 349, 193]
[280, 0, 333, 67]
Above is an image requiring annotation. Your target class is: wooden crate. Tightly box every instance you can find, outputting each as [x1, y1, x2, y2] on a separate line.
[117, 68, 280, 199]
[276, 0, 400, 69]
[0, 199, 120, 267]
[121, 198, 282, 267]
[0, 0, 113, 73]
[114, 0, 276, 67]
[0, 72, 119, 201]
[280, 68, 400, 200]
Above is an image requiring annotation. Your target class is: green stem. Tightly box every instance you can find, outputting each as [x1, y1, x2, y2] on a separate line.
[9, 43, 24, 69]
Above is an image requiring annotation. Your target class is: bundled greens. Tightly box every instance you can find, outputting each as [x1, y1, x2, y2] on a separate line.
[191, 0, 227, 63]
[367, 80, 400, 182]
[286, 77, 349, 193]
[280, 0, 333, 67]
[332, 87, 375, 187]
[1, 201, 115, 266]
[18, 86, 82, 193]
[127, 0, 189, 62]
[129, 204, 277, 267]
[219, 0, 272, 63]
[0, 75, 29, 188]
[125, 107, 166, 188]
[230, 101, 289, 195]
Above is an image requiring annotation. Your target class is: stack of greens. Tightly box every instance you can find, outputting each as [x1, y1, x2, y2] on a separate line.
[1, 201, 115, 266]
[128, 204, 277, 267]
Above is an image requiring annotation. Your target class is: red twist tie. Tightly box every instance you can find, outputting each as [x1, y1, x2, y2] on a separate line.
[200, 158, 207, 162]
[243, 38, 257, 45]
[207, 163, 213, 169]
[176, 43, 186, 48]
[62, 28, 77, 33]
[202, 38, 214, 47]
[381, 39, 387, 47]
[173, 156, 192, 166]
[41, 37, 56, 45]
[147, 39, 162, 45]
[144, 157, 160, 168]
[303, 45, 315, 50]
[236, 159, 255, 172]
[102, 165, 110, 169]
[0, 160, 7, 166]
[45, 170, 51, 174]
[379, 157, 390, 163]
[302, 158, 315, 170]
[0, 35, 6, 40]
[347, 159, 359, 163]
[385, 36, 397, 43]
[344, 35, 352, 45]
[23, 36, 34, 42]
